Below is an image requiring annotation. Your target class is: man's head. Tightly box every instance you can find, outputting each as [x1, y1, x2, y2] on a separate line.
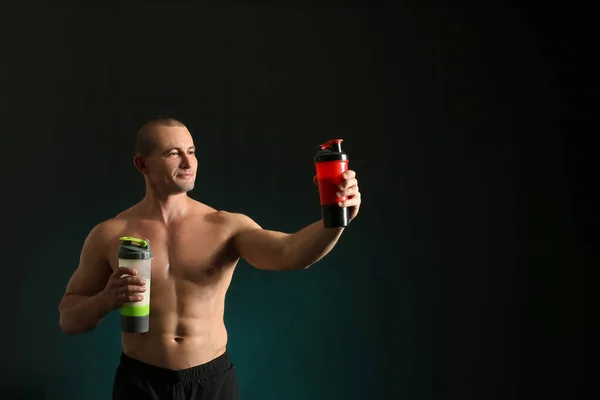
[133, 117, 197, 196]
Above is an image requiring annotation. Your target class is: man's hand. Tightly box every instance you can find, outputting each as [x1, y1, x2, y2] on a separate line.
[99, 267, 146, 310]
[313, 169, 362, 222]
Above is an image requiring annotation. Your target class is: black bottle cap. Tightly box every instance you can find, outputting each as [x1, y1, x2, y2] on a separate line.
[314, 139, 349, 163]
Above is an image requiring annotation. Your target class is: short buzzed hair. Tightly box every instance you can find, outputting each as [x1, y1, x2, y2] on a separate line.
[135, 117, 186, 156]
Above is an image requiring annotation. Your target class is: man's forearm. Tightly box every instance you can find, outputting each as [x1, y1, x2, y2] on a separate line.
[59, 292, 112, 334]
[283, 219, 345, 270]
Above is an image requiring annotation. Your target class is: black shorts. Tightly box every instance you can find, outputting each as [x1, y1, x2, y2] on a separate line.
[112, 351, 240, 400]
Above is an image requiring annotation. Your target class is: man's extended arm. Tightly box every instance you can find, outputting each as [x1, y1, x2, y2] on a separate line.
[232, 170, 361, 271]
[232, 215, 344, 270]
[283, 220, 345, 269]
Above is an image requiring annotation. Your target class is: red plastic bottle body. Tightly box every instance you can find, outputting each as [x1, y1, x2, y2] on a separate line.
[315, 159, 349, 206]
[314, 138, 350, 228]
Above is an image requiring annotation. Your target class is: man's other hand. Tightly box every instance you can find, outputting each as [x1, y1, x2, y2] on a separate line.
[100, 267, 147, 310]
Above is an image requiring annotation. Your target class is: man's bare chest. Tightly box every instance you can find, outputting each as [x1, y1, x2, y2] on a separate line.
[107, 217, 239, 283]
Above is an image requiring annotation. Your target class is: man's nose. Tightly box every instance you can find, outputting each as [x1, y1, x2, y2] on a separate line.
[180, 154, 192, 168]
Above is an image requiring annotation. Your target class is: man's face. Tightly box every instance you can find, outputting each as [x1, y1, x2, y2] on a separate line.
[142, 125, 198, 194]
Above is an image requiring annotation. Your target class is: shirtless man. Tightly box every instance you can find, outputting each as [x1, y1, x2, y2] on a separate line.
[58, 117, 362, 400]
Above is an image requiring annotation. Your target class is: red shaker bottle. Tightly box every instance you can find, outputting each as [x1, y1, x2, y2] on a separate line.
[314, 139, 350, 228]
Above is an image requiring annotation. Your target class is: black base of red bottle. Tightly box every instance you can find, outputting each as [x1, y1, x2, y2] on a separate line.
[321, 204, 350, 228]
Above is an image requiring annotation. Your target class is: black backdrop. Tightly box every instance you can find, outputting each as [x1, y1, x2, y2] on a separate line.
[1, 3, 591, 400]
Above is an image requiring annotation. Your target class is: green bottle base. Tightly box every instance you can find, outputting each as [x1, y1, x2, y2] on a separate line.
[121, 315, 149, 333]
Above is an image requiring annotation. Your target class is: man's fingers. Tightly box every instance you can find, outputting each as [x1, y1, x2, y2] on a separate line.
[314, 170, 356, 188]
[118, 293, 144, 303]
[115, 275, 144, 285]
[115, 266, 137, 277]
[339, 199, 359, 207]
[338, 178, 358, 190]
[342, 170, 356, 179]
[338, 192, 361, 207]
[123, 285, 146, 293]
[123, 276, 146, 286]
[336, 185, 359, 198]
[110, 276, 145, 291]
[115, 284, 146, 295]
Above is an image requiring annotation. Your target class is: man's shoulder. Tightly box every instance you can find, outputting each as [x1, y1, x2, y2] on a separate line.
[209, 210, 262, 232]
[86, 217, 127, 240]
[181, 198, 263, 233]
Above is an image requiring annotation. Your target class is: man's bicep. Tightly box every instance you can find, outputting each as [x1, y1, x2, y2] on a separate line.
[230, 213, 291, 270]
[63, 223, 113, 297]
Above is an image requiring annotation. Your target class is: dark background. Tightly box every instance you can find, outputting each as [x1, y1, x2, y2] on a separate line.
[1, 3, 592, 400]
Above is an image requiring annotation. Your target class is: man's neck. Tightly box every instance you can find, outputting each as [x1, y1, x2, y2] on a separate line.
[139, 191, 191, 224]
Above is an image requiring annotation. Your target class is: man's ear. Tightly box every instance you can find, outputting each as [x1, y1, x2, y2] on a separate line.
[133, 155, 148, 174]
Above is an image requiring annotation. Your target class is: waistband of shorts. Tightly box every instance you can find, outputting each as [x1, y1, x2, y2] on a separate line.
[119, 351, 232, 383]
